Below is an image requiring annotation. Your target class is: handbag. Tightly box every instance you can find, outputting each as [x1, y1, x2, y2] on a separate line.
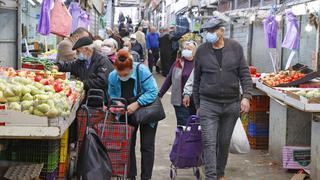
[131, 63, 166, 125]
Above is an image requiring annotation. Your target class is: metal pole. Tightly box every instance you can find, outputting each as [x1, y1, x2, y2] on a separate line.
[316, 20, 320, 71]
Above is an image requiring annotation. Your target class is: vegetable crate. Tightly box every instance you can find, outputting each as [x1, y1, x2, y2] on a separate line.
[283, 146, 311, 170]
[2, 139, 60, 173]
[58, 162, 67, 178]
[248, 136, 269, 150]
[247, 123, 269, 137]
[60, 129, 69, 163]
[247, 111, 269, 125]
[250, 96, 270, 112]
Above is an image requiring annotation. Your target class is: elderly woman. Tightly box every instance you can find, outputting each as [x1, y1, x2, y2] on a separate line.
[123, 40, 141, 63]
[158, 41, 197, 126]
[101, 38, 118, 63]
[108, 49, 158, 180]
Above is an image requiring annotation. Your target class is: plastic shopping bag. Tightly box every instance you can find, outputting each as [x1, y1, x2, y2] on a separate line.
[229, 118, 250, 154]
[50, 0, 72, 37]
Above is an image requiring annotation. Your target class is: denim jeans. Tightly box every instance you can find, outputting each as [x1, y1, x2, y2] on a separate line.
[199, 100, 240, 180]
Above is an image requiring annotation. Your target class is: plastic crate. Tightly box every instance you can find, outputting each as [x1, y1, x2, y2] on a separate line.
[58, 162, 67, 178]
[248, 135, 269, 149]
[248, 111, 269, 125]
[60, 129, 69, 163]
[250, 96, 270, 112]
[40, 170, 57, 180]
[5, 140, 60, 173]
[247, 122, 269, 137]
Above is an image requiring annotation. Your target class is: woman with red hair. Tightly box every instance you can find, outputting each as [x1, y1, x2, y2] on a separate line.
[108, 49, 159, 180]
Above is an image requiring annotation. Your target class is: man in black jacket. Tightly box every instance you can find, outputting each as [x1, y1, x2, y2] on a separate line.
[130, 34, 144, 62]
[56, 37, 114, 93]
[193, 18, 252, 180]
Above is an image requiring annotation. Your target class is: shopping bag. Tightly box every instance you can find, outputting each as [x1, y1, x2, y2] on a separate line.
[50, 0, 72, 37]
[77, 105, 112, 180]
[229, 118, 250, 154]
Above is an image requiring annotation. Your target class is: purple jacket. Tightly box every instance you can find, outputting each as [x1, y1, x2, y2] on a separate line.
[37, 0, 53, 35]
[263, 15, 278, 49]
[282, 11, 299, 50]
[159, 58, 194, 106]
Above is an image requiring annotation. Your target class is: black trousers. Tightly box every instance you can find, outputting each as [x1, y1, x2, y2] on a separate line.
[129, 123, 158, 180]
[148, 48, 160, 73]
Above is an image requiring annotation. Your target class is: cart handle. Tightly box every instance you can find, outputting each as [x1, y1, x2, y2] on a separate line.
[110, 98, 128, 110]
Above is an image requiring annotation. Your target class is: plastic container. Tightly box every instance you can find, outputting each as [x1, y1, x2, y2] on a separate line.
[40, 169, 57, 180]
[58, 162, 67, 178]
[250, 96, 270, 112]
[60, 129, 69, 163]
[247, 122, 269, 137]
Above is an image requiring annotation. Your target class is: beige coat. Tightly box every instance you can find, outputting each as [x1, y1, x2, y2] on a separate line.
[56, 38, 76, 62]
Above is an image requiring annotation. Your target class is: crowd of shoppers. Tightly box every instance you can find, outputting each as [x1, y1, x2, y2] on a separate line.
[55, 16, 252, 180]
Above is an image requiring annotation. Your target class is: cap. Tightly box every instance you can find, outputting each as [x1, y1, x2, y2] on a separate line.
[201, 18, 225, 30]
[130, 34, 136, 39]
[72, 37, 93, 50]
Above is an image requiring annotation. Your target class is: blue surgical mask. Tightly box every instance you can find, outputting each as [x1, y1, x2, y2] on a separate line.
[181, 49, 193, 59]
[78, 53, 86, 61]
[119, 71, 132, 81]
[205, 32, 219, 43]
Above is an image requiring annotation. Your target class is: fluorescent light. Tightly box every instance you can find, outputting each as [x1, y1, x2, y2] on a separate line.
[275, 15, 282, 22]
[292, 4, 306, 15]
[305, 23, 312, 32]
[27, 0, 36, 6]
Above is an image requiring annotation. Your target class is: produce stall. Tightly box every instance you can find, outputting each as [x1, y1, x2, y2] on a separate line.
[0, 67, 84, 179]
[255, 65, 320, 178]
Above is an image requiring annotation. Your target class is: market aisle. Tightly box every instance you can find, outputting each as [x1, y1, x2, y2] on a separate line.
[134, 73, 293, 180]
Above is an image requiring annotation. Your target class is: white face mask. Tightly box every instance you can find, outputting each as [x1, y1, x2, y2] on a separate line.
[181, 49, 193, 59]
[101, 46, 112, 55]
[123, 47, 129, 51]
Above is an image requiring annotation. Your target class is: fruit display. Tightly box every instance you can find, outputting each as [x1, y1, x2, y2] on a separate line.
[260, 70, 305, 87]
[249, 66, 261, 78]
[0, 68, 66, 80]
[0, 68, 84, 118]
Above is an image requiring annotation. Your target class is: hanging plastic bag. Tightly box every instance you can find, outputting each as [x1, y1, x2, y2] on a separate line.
[50, 0, 72, 37]
[229, 118, 250, 154]
[77, 105, 112, 180]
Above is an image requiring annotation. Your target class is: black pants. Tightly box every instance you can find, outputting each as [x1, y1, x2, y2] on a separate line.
[148, 48, 160, 73]
[129, 123, 158, 180]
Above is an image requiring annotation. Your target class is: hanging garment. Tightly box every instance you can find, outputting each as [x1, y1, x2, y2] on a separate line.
[263, 15, 278, 49]
[282, 11, 299, 50]
[50, 0, 72, 37]
[78, 10, 91, 29]
[37, 0, 53, 35]
[68, 2, 82, 33]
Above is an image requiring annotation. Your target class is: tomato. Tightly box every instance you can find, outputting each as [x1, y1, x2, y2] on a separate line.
[255, 73, 261, 78]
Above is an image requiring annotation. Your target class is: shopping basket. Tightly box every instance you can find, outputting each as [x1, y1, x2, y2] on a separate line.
[169, 115, 203, 180]
[96, 98, 135, 179]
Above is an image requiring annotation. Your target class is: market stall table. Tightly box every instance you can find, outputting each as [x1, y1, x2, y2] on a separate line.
[256, 81, 316, 176]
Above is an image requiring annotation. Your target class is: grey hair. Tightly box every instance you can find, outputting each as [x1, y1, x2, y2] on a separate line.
[103, 38, 118, 49]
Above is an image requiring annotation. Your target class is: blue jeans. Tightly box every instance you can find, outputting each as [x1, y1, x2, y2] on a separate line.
[174, 105, 193, 126]
[199, 100, 240, 180]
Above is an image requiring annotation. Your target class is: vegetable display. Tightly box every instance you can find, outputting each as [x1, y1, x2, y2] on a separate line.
[22, 57, 55, 70]
[0, 68, 84, 118]
[260, 70, 305, 87]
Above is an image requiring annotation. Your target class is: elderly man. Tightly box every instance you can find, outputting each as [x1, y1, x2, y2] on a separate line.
[193, 18, 253, 180]
[56, 37, 114, 93]
[56, 27, 90, 62]
[106, 27, 124, 50]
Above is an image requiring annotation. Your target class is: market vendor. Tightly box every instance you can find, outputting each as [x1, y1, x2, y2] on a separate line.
[193, 17, 253, 180]
[54, 37, 114, 94]
[56, 27, 91, 62]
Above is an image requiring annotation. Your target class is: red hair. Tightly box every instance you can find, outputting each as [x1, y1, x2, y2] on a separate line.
[115, 49, 133, 71]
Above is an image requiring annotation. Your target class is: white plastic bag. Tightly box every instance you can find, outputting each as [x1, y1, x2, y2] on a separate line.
[229, 118, 250, 154]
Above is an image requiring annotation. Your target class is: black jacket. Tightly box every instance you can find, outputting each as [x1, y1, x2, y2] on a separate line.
[193, 39, 253, 109]
[131, 42, 144, 61]
[57, 49, 114, 93]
